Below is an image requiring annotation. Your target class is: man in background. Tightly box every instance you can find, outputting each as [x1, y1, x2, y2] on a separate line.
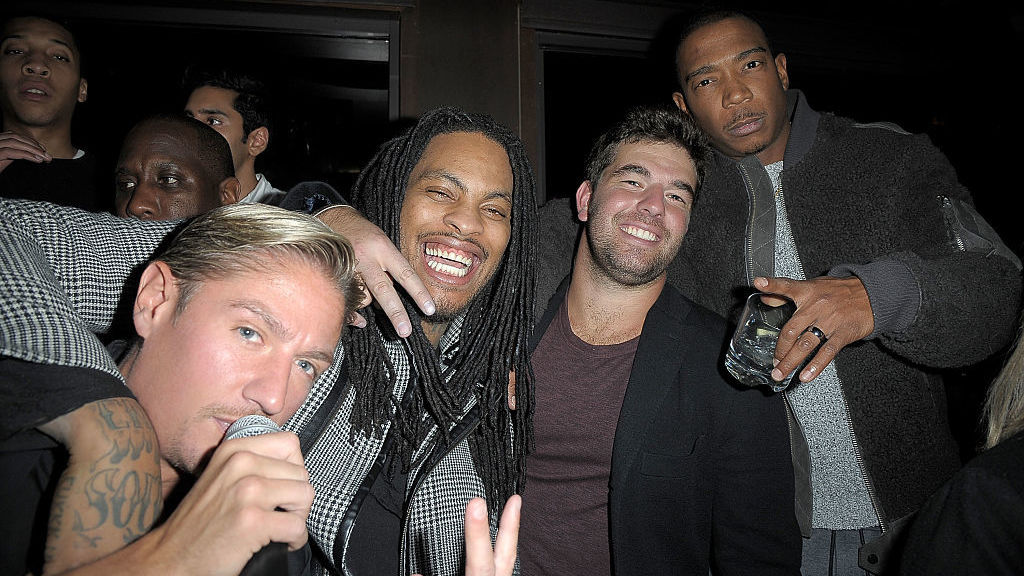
[184, 66, 285, 205]
[114, 113, 242, 220]
[0, 14, 101, 210]
[656, 12, 1022, 572]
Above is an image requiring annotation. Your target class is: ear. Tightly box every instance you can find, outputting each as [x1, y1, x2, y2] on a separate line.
[77, 78, 88, 103]
[246, 126, 269, 158]
[671, 91, 688, 114]
[575, 180, 594, 222]
[219, 176, 244, 205]
[133, 261, 178, 339]
[774, 53, 790, 90]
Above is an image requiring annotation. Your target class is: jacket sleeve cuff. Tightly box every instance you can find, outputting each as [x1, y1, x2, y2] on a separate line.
[278, 181, 348, 215]
[829, 260, 921, 339]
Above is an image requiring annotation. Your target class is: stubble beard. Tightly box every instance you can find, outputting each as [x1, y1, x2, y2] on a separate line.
[584, 216, 673, 288]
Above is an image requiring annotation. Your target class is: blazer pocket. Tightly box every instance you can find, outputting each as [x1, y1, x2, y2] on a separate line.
[639, 434, 706, 478]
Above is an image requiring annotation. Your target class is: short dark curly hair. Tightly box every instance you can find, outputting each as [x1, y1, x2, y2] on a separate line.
[584, 103, 711, 198]
[182, 66, 272, 141]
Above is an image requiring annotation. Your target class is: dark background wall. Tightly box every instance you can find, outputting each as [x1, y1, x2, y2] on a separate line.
[4, 1, 1019, 252]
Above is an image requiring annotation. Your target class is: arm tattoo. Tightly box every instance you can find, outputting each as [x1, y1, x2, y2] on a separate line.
[44, 398, 163, 571]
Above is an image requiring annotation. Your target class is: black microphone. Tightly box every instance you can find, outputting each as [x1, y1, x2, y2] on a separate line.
[225, 415, 290, 576]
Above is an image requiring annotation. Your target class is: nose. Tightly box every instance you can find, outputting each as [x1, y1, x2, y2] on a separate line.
[121, 185, 161, 220]
[442, 199, 483, 236]
[721, 74, 753, 108]
[242, 359, 292, 417]
[637, 184, 666, 218]
[23, 56, 50, 78]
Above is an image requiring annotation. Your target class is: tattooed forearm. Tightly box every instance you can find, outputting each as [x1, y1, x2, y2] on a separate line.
[41, 397, 162, 574]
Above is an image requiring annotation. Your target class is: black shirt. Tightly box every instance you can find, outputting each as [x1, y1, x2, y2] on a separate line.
[0, 152, 109, 213]
[0, 357, 132, 575]
[901, 430, 1024, 575]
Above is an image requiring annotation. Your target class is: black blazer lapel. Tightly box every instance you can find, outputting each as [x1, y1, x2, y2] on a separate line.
[609, 287, 691, 489]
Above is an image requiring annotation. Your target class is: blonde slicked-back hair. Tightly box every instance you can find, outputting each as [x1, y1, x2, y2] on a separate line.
[156, 203, 361, 324]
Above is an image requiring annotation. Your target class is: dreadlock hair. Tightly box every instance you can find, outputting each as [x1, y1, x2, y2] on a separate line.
[346, 107, 536, 514]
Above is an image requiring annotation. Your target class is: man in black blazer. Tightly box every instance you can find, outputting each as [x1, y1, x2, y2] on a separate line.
[518, 104, 801, 575]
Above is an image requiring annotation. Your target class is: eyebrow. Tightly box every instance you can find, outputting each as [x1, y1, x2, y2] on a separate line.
[194, 107, 229, 116]
[674, 182, 696, 196]
[232, 300, 335, 363]
[116, 160, 183, 173]
[684, 46, 767, 83]
[485, 189, 513, 204]
[153, 161, 183, 171]
[1, 34, 74, 52]
[611, 163, 651, 179]
[611, 163, 694, 193]
[416, 168, 466, 192]
[51, 37, 73, 51]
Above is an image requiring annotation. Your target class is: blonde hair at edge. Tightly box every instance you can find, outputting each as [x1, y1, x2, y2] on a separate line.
[982, 317, 1024, 449]
[157, 203, 362, 324]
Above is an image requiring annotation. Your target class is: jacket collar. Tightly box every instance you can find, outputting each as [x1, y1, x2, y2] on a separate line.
[782, 89, 820, 167]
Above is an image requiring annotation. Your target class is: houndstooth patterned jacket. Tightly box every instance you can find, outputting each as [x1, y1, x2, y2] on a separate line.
[304, 319, 493, 576]
[0, 199, 505, 576]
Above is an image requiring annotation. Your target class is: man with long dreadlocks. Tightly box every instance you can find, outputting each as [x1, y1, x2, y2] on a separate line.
[302, 107, 536, 575]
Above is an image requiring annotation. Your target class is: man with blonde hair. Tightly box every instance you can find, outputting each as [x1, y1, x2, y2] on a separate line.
[0, 201, 361, 574]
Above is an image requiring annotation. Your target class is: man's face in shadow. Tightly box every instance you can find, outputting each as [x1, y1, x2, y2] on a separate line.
[115, 119, 226, 221]
[184, 85, 249, 173]
[0, 16, 87, 129]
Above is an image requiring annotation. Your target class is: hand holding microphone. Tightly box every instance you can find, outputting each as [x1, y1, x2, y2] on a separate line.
[225, 416, 292, 576]
[144, 415, 313, 576]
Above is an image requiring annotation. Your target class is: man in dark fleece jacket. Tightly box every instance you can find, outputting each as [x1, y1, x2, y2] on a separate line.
[537, 10, 1022, 576]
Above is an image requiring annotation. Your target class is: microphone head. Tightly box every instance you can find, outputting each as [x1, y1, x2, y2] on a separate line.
[225, 414, 282, 441]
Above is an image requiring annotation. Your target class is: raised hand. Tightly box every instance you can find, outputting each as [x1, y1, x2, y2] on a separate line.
[0, 130, 51, 173]
[414, 495, 522, 576]
[138, 431, 313, 576]
[317, 205, 435, 337]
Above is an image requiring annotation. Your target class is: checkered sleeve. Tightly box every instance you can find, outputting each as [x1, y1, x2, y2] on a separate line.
[0, 199, 175, 377]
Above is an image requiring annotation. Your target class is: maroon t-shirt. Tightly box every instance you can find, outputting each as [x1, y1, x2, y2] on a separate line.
[519, 300, 639, 575]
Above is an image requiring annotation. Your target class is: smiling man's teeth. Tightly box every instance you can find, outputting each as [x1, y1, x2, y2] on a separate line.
[428, 260, 468, 277]
[26, 89, 45, 95]
[623, 226, 657, 241]
[425, 246, 472, 266]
